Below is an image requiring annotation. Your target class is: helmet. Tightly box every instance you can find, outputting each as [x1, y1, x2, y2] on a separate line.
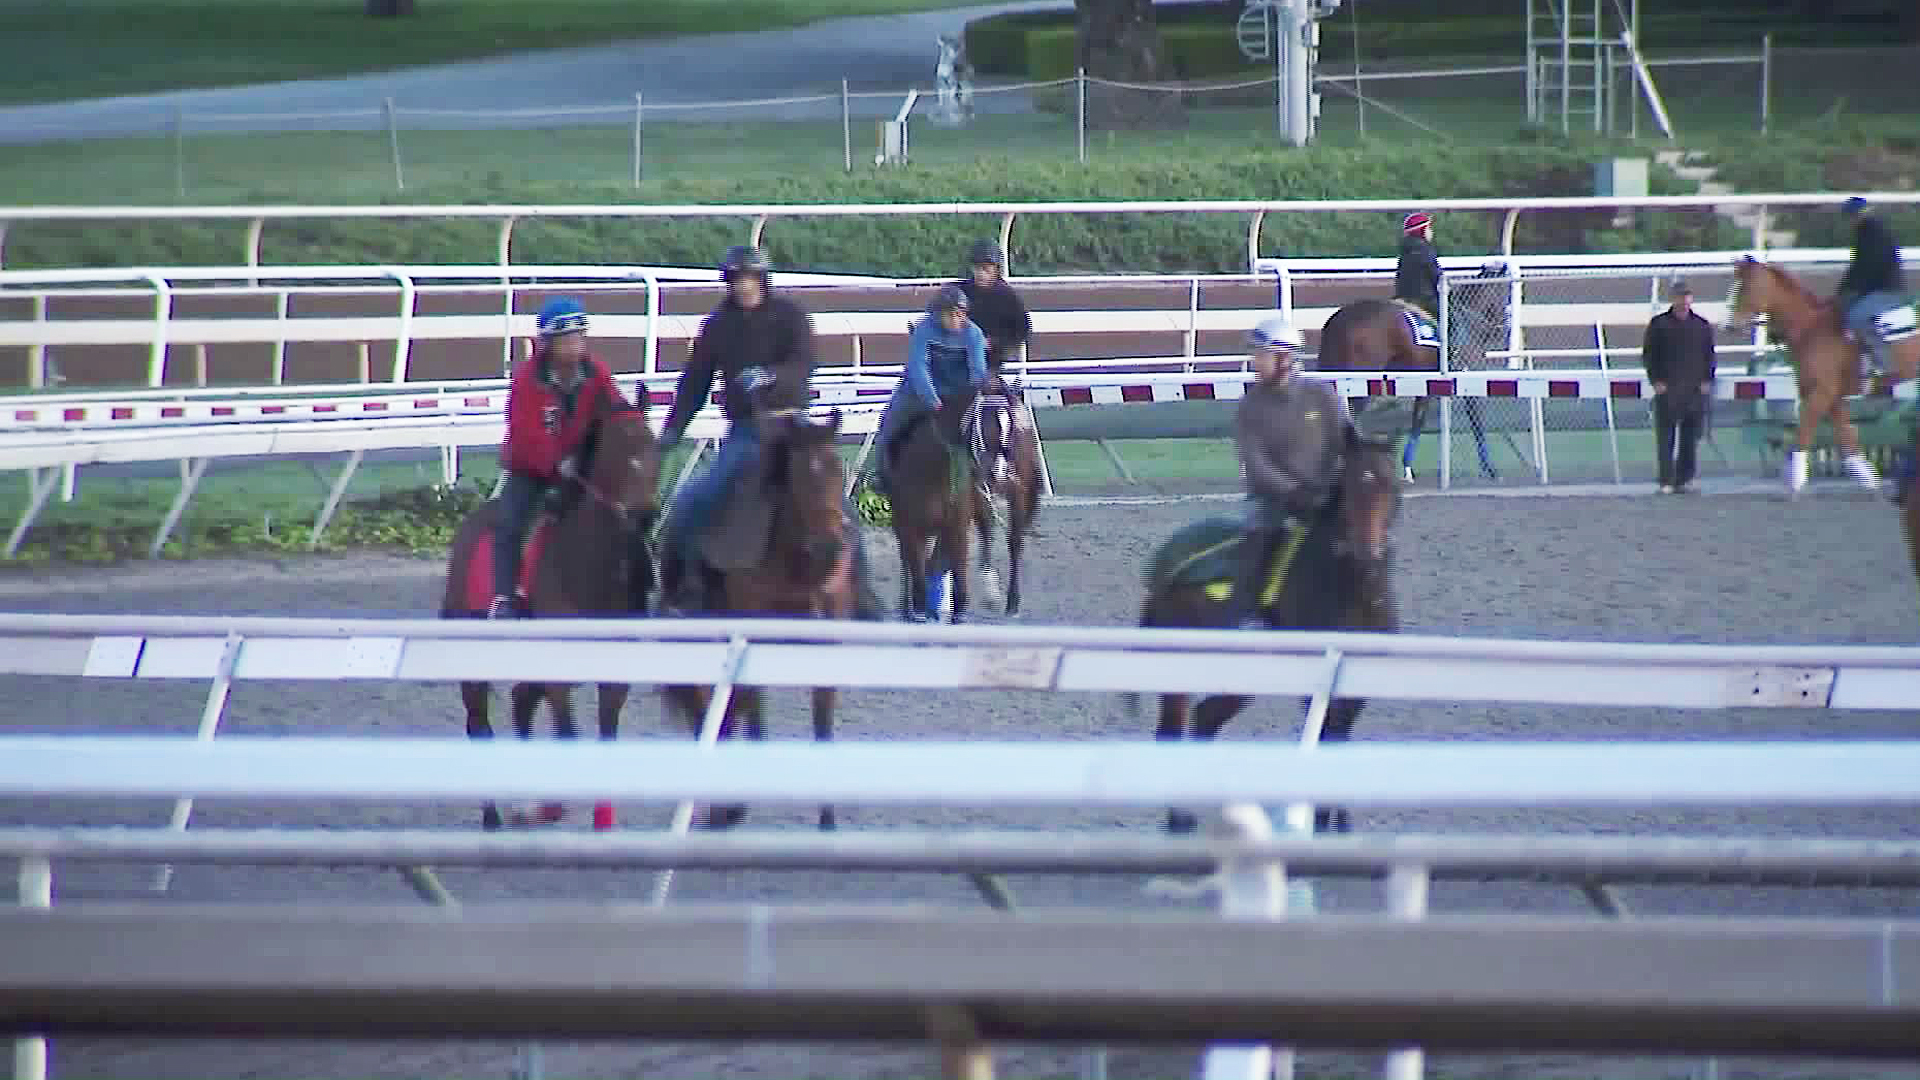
[1247, 315, 1303, 353]
[1843, 195, 1868, 216]
[535, 296, 588, 337]
[1480, 259, 1508, 276]
[720, 244, 772, 279]
[968, 239, 1005, 268]
[929, 283, 970, 317]
[1403, 211, 1433, 234]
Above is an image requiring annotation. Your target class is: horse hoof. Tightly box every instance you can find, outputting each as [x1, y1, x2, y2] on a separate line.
[818, 810, 837, 831]
[592, 802, 616, 831]
[481, 804, 503, 832]
[1164, 808, 1199, 834]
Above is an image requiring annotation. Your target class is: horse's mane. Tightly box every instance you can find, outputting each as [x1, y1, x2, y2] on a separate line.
[1756, 259, 1828, 313]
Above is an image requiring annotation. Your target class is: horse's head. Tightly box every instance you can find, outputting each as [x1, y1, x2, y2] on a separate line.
[1339, 431, 1402, 569]
[580, 397, 663, 532]
[966, 375, 1029, 483]
[1724, 255, 1771, 332]
[762, 407, 848, 584]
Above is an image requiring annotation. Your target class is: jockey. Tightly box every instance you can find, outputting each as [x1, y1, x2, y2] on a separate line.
[1226, 314, 1353, 630]
[490, 296, 628, 619]
[868, 284, 988, 494]
[1393, 211, 1444, 321]
[1833, 196, 1908, 379]
[655, 244, 882, 618]
[955, 239, 1033, 374]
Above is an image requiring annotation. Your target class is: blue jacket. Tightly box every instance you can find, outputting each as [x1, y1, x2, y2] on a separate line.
[903, 315, 988, 407]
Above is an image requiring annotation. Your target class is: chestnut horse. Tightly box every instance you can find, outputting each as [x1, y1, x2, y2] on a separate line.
[1725, 256, 1920, 495]
[1316, 298, 1498, 482]
[439, 397, 662, 831]
[1121, 430, 1403, 835]
[658, 407, 858, 831]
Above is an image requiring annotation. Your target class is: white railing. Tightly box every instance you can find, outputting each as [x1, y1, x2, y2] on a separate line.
[7, 614, 1920, 1080]
[3, 192, 1914, 274]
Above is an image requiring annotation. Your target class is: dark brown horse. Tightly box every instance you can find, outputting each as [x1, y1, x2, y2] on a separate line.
[658, 406, 857, 830]
[1725, 256, 1920, 495]
[966, 375, 1044, 617]
[1317, 297, 1499, 481]
[1121, 430, 1403, 834]
[886, 386, 985, 623]
[439, 396, 662, 832]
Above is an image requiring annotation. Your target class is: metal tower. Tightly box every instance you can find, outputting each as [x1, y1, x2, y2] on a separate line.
[1528, 0, 1647, 134]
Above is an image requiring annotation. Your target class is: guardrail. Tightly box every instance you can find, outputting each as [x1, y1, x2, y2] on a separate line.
[6, 614, 1920, 1080]
[3, 193, 1915, 272]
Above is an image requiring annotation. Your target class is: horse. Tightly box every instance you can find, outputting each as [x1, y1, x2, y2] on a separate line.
[657, 406, 858, 831]
[1725, 255, 1920, 495]
[1120, 430, 1403, 835]
[438, 396, 662, 832]
[1316, 297, 1500, 483]
[966, 375, 1044, 617]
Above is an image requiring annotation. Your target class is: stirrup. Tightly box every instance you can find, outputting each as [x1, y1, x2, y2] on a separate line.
[485, 594, 516, 619]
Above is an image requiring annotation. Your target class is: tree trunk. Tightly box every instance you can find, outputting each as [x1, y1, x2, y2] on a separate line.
[1074, 0, 1186, 129]
[366, 0, 416, 17]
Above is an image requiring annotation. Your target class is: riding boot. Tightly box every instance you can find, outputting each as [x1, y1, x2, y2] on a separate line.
[1225, 529, 1280, 629]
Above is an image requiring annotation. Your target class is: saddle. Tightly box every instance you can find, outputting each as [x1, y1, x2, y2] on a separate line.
[1151, 514, 1315, 609]
[1389, 299, 1444, 351]
[684, 439, 781, 576]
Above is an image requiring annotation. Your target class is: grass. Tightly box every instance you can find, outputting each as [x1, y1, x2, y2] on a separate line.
[0, 0, 993, 107]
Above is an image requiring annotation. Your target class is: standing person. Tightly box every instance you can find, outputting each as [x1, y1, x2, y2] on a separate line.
[955, 239, 1032, 375]
[490, 297, 629, 619]
[1641, 279, 1718, 495]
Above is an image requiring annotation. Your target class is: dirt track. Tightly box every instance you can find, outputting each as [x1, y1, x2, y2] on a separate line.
[3, 488, 1919, 1080]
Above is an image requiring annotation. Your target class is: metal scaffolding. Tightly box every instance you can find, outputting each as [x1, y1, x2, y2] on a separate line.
[1527, 0, 1665, 136]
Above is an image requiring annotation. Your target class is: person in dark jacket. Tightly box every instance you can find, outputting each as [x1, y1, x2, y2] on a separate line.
[1833, 196, 1910, 379]
[655, 245, 881, 618]
[490, 296, 629, 618]
[1393, 211, 1444, 320]
[1225, 315, 1351, 630]
[955, 239, 1032, 374]
[1640, 279, 1719, 494]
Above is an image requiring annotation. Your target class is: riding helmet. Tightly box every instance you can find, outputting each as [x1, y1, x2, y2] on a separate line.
[1248, 315, 1303, 352]
[535, 296, 589, 337]
[1843, 195, 1868, 216]
[929, 283, 971, 316]
[968, 239, 1005, 268]
[1402, 211, 1433, 234]
[720, 244, 772, 279]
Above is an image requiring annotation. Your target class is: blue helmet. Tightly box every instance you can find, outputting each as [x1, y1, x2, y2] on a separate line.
[535, 296, 588, 337]
[1843, 196, 1868, 216]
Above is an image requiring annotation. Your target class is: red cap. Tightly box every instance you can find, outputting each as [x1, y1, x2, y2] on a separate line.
[1403, 212, 1432, 233]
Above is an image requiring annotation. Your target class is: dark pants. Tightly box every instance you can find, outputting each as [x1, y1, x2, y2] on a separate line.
[1228, 496, 1303, 625]
[493, 472, 546, 599]
[1654, 394, 1706, 488]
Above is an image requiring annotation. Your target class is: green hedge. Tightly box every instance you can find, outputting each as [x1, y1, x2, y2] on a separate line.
[1, 143, 1741, 276]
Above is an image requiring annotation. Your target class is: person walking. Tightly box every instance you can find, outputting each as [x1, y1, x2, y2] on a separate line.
[1641, 278, 1718, 494]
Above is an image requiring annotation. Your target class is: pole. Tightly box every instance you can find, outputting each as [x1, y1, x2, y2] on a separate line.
[1284, 0, 1310, 147]
[172, 105, 186, 199]
[384, 96, 404, 192]
[1076, 68, 1086, 164]
[842, 79, 853, 173]
[632, 92, 643, 188]
[1760, 33, 1771, 134]
[1350, 0, 1364, 139]
[13, 856, 50, 1080]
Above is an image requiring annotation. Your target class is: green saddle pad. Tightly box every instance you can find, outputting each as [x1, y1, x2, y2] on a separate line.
[1147, 517, 1246, 595]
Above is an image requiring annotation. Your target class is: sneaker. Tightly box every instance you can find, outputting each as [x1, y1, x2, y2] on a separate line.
[1656, 484, 1673, 495]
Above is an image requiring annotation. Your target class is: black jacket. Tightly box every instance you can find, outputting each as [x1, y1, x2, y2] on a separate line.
[956, 277, 1033, 368]
[1642, 306, 1718, 405]
[1394, 235, 1443, 313]
[661, 292, 817, 444]
[1837, 215, 1905, 300]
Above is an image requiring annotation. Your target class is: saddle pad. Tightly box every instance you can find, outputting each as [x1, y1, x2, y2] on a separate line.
[1875, 303, 1919, 342]
[1400, 307, 1442, 350]
[461, 510, 549, 613]
[1149, 517, 1245, 592]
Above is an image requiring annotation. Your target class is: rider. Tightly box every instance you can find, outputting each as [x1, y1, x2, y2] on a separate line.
[867, 283, 989, 495]
[490, 296, 629, 619]
[655, 244, 883, 618]
[1394, 211, 1444, 321]
[1832, 196, 1908, 381]
[1225, 315, 1353, 631]
[955, 239, 1033, 375]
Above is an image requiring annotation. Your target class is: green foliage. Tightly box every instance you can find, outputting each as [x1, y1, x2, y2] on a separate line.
[1690, 119, 1920, 248]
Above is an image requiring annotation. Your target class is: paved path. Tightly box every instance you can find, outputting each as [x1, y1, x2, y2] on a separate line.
[0, 0, 1170, 143]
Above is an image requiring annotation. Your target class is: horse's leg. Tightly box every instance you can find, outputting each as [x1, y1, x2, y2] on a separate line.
[460, 681, 503, 831]
[591, 682, 629, 831]
[812, 686, 837, 830]
[944, 513, 971, 624]
[1004, 479, 1034, 616]
[1155, 691, 1197, 833]
[499, 682, 564, 827]
[1156, 692, 1254, 834]
[1790, 380, 1826, 494]
[1831, 395, 1882, 490]
[1400, 396, 1429, 480]
[1311, 697, 1368, 834]
[702, 688, 755, 830]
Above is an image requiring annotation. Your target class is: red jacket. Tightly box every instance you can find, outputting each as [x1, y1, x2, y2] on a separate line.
[502, 350, 625, 479]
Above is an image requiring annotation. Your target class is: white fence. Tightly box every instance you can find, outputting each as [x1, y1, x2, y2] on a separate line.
[4, 614, 1920, 1080]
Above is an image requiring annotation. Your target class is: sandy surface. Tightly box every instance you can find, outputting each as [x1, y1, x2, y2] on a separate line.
[3, 488, 1919, 1080]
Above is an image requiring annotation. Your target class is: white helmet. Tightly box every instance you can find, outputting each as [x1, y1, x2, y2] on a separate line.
[1247, 315, 1304, 353]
